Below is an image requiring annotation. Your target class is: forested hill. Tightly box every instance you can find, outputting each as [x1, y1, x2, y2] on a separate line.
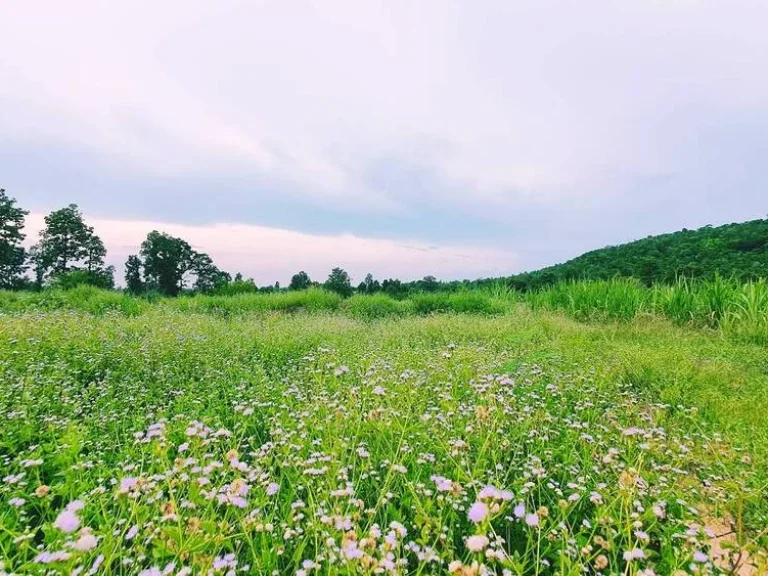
[503, 218, 768, 290]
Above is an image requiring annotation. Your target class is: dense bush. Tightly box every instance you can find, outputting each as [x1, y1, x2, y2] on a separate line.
[342, 293, 413, 319]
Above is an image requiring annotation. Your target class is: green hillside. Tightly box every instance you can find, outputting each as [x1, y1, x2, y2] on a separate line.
[505, 218, 768, 290]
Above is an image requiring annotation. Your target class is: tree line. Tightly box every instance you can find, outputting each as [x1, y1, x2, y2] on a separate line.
[0, 189, 445, 297]
[3, 188, 767, 296]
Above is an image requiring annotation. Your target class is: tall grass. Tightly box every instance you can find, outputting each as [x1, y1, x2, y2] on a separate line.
[411, 290, 507, 315]
[528, 276, 768, 343]
[526, 277, 646, 321]
[2, 277, 766, 342]
[341, 293, 413, 319]
[162, 288, 342, 315]
[0, 285, 145, 316]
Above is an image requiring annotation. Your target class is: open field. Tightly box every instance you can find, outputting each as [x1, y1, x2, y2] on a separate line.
[1, 302, 767, 575]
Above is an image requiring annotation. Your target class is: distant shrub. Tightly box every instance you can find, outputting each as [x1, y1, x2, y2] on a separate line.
[342, 293, 412, 319]
[412, 292, 505, 315]
[164, 288, 342, 316]
[212, 279, 259, 296]
[52, 269, 115, 290]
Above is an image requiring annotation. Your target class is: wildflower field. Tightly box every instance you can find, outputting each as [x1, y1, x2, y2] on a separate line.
[1, 304, 767, 575]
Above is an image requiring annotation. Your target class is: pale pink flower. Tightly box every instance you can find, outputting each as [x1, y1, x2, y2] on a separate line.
[466, 534, 490, 552]
[467, 501, 489, 523]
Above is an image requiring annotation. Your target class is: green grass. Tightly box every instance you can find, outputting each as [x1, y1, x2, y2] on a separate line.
[0, 288, 510, 319]
[341, 293, 414, 319]
[527, 276, 768, 344]
[163, 287, 343, 315]
[0, 305, 766, 574]
[0, 285, 146, 316]
[2, 277, 766, 344]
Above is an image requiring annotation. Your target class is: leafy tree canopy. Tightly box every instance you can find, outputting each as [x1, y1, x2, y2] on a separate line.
[324, 267, 353, 297]
[358, 272, 381, 294]
[134, 231, 229, 296]
[0, 188, 28, 289]
[33, 204, 112, 287]
[289, 270, 312, 291]
[124, 255, 144, 295]
[139, 231, 195, 296]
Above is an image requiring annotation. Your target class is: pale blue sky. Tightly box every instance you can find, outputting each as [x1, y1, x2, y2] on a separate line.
[2, 1, 767, 283]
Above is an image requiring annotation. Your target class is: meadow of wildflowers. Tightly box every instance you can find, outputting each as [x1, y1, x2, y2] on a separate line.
[0, 308, 766, 575]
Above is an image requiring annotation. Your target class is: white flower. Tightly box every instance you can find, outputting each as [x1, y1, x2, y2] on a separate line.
[72, 530, 98, 551]
[34, 550, 72, 563]
[513, 502, 526, 518]
[623, 548, 645, 561]
[9, 497, 25, 507]
[89, 554, 105, 575]
[54, 501, 85, 533]
[466, 534, 489, 552]
[478, 485, 501, 500]
[432, 475, 453, 492]
[467, 501, 489, 523]
[693, 551, 708, 563]
[118, 477, 138, 495]
[373, 386, 386, 396]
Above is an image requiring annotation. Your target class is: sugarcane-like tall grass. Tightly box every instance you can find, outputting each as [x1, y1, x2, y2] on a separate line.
[527, 275, 768, 343]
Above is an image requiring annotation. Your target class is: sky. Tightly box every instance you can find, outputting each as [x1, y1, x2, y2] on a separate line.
[2, 1, 767, 285]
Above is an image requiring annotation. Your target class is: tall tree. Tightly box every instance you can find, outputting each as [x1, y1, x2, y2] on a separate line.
[324, 267, 353, 297]
[34, 204, 108, 284]
[85, 234, 107, 274]
[0, 188, 28, 289]
[124, 255, 144, 294]
[192, 252, 230, 293]
[360, 272, 380, 294]
[27, 244, 45, 290]
[139, 231, 195, 296]
[289, 270, 312, 291]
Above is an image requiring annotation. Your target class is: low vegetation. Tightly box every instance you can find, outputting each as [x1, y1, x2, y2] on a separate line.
[2, 276, 767, 343]
[526, 276, 768, 344]
[1, 306, 766, 574]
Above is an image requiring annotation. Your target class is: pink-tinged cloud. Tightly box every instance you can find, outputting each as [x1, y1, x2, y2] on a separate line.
[24, 214, 519, 286]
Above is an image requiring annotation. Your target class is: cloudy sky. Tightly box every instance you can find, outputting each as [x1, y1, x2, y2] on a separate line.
[2, 1, 767, 285]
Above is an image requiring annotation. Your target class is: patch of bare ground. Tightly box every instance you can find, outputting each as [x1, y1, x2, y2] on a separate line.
[704, 514, 766, 575]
